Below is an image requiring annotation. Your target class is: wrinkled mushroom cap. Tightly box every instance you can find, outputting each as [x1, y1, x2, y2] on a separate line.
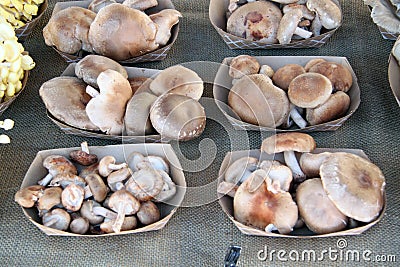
[288, 72, 333, 108]
[229, 55, 260, 79]
[125, 168, 164, 201]
[261, 132, 316, 154]
[15, 185, 45, 208]
[272, 64, 306, 91]
[228, 74, 290, 128]
[227, 1, 283, 44]
[39, 77, 100, 131]
[308, 61, 353, 92]
[320, 152, 385, 223]
[37, 187, 62, 212]
[297, 178, 347, 234]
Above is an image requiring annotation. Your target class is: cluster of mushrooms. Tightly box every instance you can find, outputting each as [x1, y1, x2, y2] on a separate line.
[226, 0, 342, 44]
[43, 0, 181, 61]
[14, 142, 177, 234]
[364, 0, 400, 35]
[218, 132, 386, 235]
[39, 54, 206, 141]
[227, 55, 353, 129]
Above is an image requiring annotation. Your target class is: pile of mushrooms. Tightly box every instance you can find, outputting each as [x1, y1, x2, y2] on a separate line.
[218, 132, 386, 235]
[364, 0, 400, 34]
[227, 55, 353, 129]
[226, 0, 342, 44]
[39, 54, 206, 141]
[15, 142, 177, 235]
[43, 0, 182, 61]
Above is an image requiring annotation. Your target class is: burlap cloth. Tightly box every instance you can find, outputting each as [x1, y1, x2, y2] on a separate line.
[1, 0, 399, 266]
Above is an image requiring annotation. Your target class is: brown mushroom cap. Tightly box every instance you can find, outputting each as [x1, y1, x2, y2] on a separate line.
[61, 183, 85, 212]
[288, 73, 333, 108]
[227, 1, 282, 43]
[125, 168, 164, 201]
[43, 7, 96, 54]
[88, 3, 159, 61]
[306, 91, 350, 125]
[150, 93, 206, 141]
[14, 185, 45, 208]
[296, 178, 348, 234]
[272, 64, 306, 91]
[229, 55, 260, 79]
[308, 61, 353, 92]
[299, 152, 332, 178]
[100, 216, 137, 233]
[42, 208, 71, 231]
[39, 77, 100, 131]
[320, 152, 385, 223]
[75, 55, 128, 89]
[261, 133, 316, 154]
[70, 215, 90, 234]
[108, 190, 141, 233]
[149, 9, 182, 46]
[304, 58, 326, 72]
[85, 173, 108, 203]
[37, 187, 62, 213]
[136, 201, 161, 225]
[228, 74, 290, 128]
[149, 65, 204, 100]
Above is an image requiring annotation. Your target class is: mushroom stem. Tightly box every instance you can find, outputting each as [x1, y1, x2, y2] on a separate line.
[228, 0, 239, 13]
[81, 141, 90, 154]
[84, 185, 93, 199]
[0, 134, 10, 144]
[289, 107, 307, 129]
[265, 224, 278, 233]
[38, 173, 53, 186]
[283, 151, 306, 182]
[112, 202, 126, 233]
[92, 206, 118, 220]
[294, 27, 312, 39]
[86, 85, 99, 98]
[109, 162, 128, 170]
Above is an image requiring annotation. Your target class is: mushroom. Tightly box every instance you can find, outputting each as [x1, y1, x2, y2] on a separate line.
[42, 208, 71, 231]
[299, 152, 332, 177]
[320, 152, 386, 223]
[288, 105, 308, 129]
[304, 58, 326, 72]
[124, 92, 158, 136]
[259, 65, 275, 78]
[125, 168, 164, 201]
[311, 14, 323, 36]
[272, 64, 306, 91]
[88, 3, 159, 61]
[128, 77, 152, 95]
[149, 9, 182, 46]
[261, 133, 316, 182]
[88, 0, 116, 13]
[39, 77, 100, 131]
[123, 0, 158, 10]
[288, 73, 333, 109]
[61, 183, 85, 212]
[277, 9, 313, 44]
[228, 55, 260, 79]
[154, 170, 177, 202]
[37, 187, 63, 216]
[306, 91, 350, 125]
[149, 65, 204, 100]
[43, 7, 96, 54]
[38, 155, 78, 186]
[98, 156, 128, 177]
[136, 201, 160, 225]
[108, 190, 140, 233]
[308, 61, 353, 92]
[217, 181, 239, 198]
[100, 216, 137, 233]
[296, 178, 348, 234]
[150, 93, 206, 141]
[107, 167, 132, 191]
[282, 4, 316, 20]
[233, 170, 298, 234]
[79, 162, 99, 179]
[224, 156, 258, 184]
[226, 1, 282, 44]
[14, 185, 45, 208]
[85, 69, 133, 135]
[69, 213, 90, 234]
[74, 55, 128, 89]
[265, 165, 293, 193]
[269, 0, 298, 3]
[69, 141, 98, 166]
[85, 173, 108, 202]
[0, 119, 14, 130]
[228, 74, 290, 128]
[132, 155, 170, 173]
[306, 0, 342, 30]
[80, 200, 116, 224]
[128, 152, 147, 172]
[367, 0, 400, 34]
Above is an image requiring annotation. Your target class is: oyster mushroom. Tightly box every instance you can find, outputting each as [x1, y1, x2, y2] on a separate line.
[37, 187, 63, 216]
[308, 61, 353, 92]
[150, 9, 182, 46]
[320, 152, 385, 223]
[306, 0, 342, 30]
[277, 9, 312, 44]
[107, 167, 132, 191]
[70, 213, 90, 234]
[228, 55, 260, 79]
[125, 168, 164, 201]
[136, 201, 160, 225]
[88, 0, 116, 13]
[98, 156, 128, 177]
[85, 173, 108, 202]
[299, 152, 332, 178]
[261, 133, 316, 182]
[61, 183, 85, 212]
[14, 185, 45, 208]
[108, 190, 140, 233]
[234, 170, 298, 234]
[272, 64, 306, 91]
[297, 178, 348, 234]
[100, 216, 137, 233]
[38, 155, 77, 186]
[224, 156, 259, 184]
[150, 93, 206, 141]
[42, 208, 71, 231]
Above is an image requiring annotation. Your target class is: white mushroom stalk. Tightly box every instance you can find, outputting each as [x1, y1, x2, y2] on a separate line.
[289, 106, 307, 129]
[86, 85, 100, 98]
[283, 150, 306, 182]
[92, 206, 118, 220]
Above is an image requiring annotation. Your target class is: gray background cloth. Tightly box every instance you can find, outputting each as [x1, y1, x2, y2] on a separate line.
[1, 0, 399, 266]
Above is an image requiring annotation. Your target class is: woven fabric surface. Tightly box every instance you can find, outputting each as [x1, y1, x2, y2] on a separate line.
[0, 0, 399, 266]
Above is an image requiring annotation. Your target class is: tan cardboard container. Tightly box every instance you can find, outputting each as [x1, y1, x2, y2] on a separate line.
[213, 56, 360, 132]
[217, 148, 386, 238]
[15, 0, 48, 41]
[49, 0, 179, 64]
[0, 70, 29, 116]
[388, 53, 400, 106]
[45, 63, 164, 142]
[209, 0, 342, 49]
[19, 143, 187, 236]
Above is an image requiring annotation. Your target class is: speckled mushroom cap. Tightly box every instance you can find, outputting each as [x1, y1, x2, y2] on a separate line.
[296, 178, 348, 234]
[261, 132, 316, 154]
[228, 74, 290, 128]
[227, 1, 282, 44]
[320, 152, 386, 223]
[229, 55, 260, 79]
[288, 72, 333, 108]
[272, 64, 306, 91]
[308, 61, 353, 92]
[150, 93, 206, 141]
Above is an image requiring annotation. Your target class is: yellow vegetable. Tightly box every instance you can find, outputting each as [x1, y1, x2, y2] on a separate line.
[0, 67, 9, 82]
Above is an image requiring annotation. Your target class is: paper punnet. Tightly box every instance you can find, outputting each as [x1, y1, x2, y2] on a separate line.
[14, 0, 48, 41]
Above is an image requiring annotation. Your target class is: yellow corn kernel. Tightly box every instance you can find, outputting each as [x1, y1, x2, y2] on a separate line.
[7, 71, 18, 83]
[21, 54, 35, 70]
[6, 82, 15, 96]
[9, 56, 21, 72]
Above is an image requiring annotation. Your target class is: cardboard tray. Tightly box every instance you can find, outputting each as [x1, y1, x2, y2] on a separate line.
[388, 53, 400, 106]
[49, 0, 179, 64]
[15, 0, 48, 42]
[213, 56, 360, 132]
[209, 0, 342, 49]
[45, 63, 164, 142]
[19, 143, 187, 236]
[217, 148, 386, 238]
[0, 70, 29, 116]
